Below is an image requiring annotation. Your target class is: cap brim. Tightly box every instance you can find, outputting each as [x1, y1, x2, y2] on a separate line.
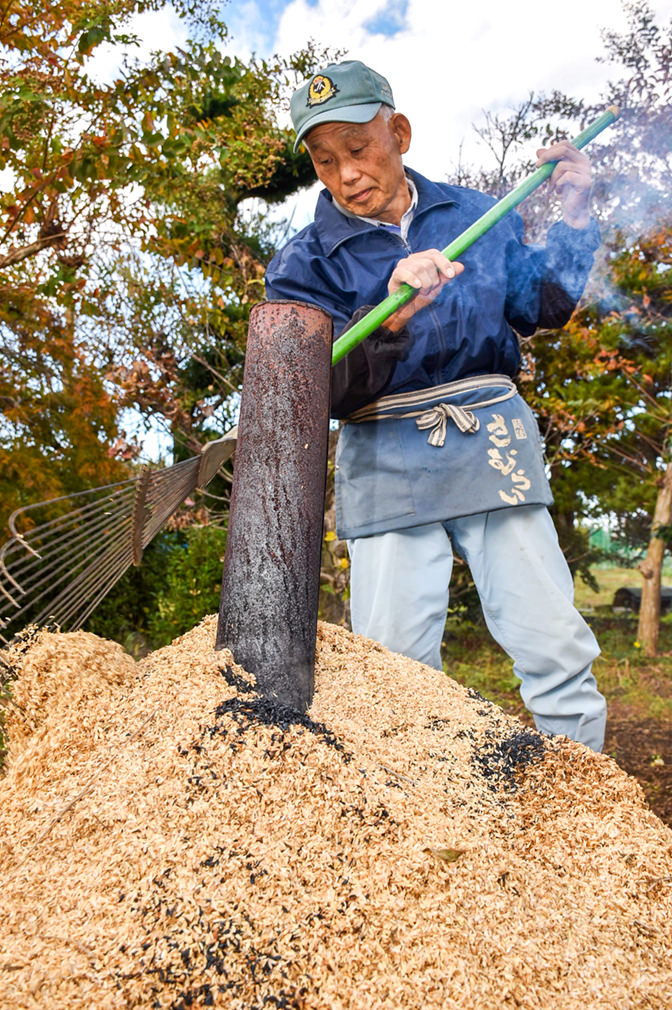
[293, 102, 382, 152]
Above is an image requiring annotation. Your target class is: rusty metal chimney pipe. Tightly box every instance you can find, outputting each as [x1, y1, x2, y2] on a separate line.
[216, 300, 333, 711]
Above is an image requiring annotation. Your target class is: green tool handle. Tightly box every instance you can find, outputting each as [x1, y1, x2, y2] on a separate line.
[331, 105, 619, 366]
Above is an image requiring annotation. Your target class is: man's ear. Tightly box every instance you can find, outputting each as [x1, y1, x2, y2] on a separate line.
[390, 113, 411, 155]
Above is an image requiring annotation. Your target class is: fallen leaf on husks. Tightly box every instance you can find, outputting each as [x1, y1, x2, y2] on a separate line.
[424, 846, 466, 863]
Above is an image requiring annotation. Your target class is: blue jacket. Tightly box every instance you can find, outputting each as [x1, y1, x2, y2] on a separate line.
[265, 167, 600, 418]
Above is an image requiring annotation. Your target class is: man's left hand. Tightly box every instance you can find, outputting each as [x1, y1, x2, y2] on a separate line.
[536, 141, 592, 230]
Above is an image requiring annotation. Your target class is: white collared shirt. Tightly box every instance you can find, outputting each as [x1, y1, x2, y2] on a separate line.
[333, 174, 418, 245]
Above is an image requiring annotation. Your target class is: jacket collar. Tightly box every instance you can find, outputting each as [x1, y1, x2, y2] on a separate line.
[313, 167, 460, 257]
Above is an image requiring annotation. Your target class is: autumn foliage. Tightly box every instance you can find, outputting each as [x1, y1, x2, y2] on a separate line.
[0, 0, 320, 506]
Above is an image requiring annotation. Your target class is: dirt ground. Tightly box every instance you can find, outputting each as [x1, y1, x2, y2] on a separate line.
[494, 687, 672, 829]
[591, 631, 672, 830]
[442, 608, 672, 831]
[498, 671, 672, 829]
[606, 711, 672, 827]
[573, 569, 672, 827]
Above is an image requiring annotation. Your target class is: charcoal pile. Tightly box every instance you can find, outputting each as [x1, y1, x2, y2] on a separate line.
[1, 618, 671, 1009]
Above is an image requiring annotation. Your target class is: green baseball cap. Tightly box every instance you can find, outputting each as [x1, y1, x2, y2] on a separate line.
[291, 60, 395, 152]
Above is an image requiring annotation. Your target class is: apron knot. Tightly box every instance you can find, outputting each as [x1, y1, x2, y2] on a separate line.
[416, 403, 480, 447]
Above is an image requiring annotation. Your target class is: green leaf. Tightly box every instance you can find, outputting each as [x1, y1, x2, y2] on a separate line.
[78, 27, 107, 55]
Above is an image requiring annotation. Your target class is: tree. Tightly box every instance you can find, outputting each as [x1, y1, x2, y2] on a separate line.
[0, 1, 223, 510]
[452, 1, 671, 651]
[1, 0, 323, 508]
[565, 229, 672, 656]
[541, 1, 672, 653]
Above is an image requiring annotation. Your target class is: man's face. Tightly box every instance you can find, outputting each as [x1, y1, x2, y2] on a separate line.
[304, 110, 412, 225]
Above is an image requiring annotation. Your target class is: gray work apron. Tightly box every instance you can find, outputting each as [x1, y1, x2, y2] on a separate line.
[335, 375, 553, 540]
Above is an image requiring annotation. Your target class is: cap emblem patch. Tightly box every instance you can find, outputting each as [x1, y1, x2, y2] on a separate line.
[307, 75, 338, 107]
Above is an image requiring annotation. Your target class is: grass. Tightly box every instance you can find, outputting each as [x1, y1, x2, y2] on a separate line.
[587, 618, 672, 719]
[575, 565, 633, 610]
[574, 564, 672, 612]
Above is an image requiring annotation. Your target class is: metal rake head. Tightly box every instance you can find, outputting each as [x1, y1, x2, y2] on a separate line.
[0, 429, 237, 646]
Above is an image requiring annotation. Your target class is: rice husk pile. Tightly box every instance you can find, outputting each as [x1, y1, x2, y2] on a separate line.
[1, 618, 671, 1010]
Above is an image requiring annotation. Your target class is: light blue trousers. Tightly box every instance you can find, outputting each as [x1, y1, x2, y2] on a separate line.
[349, 505, 606, 752]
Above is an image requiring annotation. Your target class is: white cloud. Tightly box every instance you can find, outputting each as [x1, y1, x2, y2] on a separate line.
[87, 7, 189, 83]
[271, 0, 671, 183]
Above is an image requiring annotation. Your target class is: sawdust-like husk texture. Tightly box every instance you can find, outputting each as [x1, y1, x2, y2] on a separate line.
[1, 619, 671, 1009]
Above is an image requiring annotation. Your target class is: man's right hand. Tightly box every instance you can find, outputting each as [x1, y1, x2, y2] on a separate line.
[384, 249, 464, 332]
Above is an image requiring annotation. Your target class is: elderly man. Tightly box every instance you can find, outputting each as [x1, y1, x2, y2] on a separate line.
[265, 60, 607, 752]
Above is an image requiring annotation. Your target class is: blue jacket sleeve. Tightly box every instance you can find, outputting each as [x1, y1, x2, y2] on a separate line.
[504, 215, 600, 336]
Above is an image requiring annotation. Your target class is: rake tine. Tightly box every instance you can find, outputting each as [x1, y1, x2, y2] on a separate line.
[0, 428, 238, 643]
[3, 511, 133, 603]
[0, 514, 133, 636]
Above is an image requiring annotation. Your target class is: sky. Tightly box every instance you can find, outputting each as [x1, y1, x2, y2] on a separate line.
[109, 0, 672, 228]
